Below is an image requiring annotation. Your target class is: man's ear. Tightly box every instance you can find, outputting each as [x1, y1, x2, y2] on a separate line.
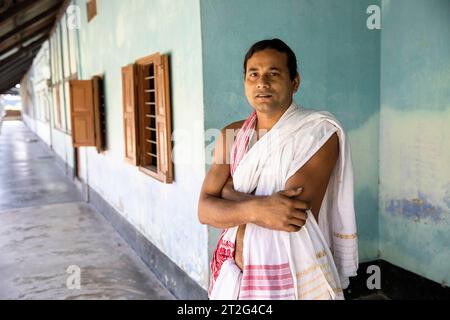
[293, 72, 301, 92]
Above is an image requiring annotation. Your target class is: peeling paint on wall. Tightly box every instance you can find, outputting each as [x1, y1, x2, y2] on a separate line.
[385, 193, 443, 222]
[380, 107, 450, 224]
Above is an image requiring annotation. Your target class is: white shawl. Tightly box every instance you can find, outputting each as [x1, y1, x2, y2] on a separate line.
[209, 102, 358, 300]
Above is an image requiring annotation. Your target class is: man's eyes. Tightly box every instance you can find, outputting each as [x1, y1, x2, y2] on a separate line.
[248, 72, 279, 77]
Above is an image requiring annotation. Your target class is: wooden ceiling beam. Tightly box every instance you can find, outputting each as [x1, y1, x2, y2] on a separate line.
[0, 59, 33, 81]
[0, 51, 35, 74]
[0, 33, 47, 67]
[0, 20, 53, 57]
[0, 62, 32, 93]
[0, 0, 39, 26]
[0, 1, 61, 44]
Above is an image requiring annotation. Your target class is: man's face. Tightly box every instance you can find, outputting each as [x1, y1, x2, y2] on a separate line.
[244, 49, 300, 115]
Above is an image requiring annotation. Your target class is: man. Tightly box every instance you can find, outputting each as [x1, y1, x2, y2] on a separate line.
[198, 39, 358, 300]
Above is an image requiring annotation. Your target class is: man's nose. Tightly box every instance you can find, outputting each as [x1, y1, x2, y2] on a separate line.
[256, 75, 270, 89]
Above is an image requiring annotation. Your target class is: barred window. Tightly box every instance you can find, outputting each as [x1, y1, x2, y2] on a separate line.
[121, 53, 173, 183]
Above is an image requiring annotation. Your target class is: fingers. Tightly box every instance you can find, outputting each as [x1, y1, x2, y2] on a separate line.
[286, 224, 302, 232]
[291, 199, 310, 211]
[282, 210, 308, 232]
[288, 217, 306, 228]
[278, 188, 310, 210]
[290, 209, 308, 221]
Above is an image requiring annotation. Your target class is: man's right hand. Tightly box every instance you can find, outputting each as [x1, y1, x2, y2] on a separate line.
[198, 121, 310, 231]
[250, 187, 310, 232]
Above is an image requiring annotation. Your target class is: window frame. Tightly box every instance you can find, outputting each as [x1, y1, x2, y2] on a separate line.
[122, 52, 173, 183]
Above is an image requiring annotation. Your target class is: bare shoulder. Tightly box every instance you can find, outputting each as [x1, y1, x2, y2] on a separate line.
[213, 120, 245, 165]
[223, 120, 245, 131]
[221, 120, 245, 145]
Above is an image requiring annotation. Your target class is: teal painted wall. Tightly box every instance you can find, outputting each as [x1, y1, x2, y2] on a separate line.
[201, 0, 381, 263]
[379, 0, 450, 285]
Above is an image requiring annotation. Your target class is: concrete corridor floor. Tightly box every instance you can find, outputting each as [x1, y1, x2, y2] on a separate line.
[0, 120, 175, 300]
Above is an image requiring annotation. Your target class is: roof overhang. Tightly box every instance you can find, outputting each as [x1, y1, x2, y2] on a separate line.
[0, 0, 67, 94]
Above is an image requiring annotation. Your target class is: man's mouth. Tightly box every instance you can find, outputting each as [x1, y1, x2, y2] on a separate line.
[255, 93, 273, 98]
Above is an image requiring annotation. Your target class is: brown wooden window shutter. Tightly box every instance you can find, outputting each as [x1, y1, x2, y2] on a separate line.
[123, 53, 173, 183]
[69, 76, 105, 152]
[155, 54, 173, 183]
[121, 64, 139, 165]
[87, 0, 97, 22]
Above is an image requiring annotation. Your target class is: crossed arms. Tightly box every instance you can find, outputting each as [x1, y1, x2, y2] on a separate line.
[198, 121, 339, 232]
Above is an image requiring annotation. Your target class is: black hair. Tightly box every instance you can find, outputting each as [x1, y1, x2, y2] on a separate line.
[243, 38, 298, 80]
